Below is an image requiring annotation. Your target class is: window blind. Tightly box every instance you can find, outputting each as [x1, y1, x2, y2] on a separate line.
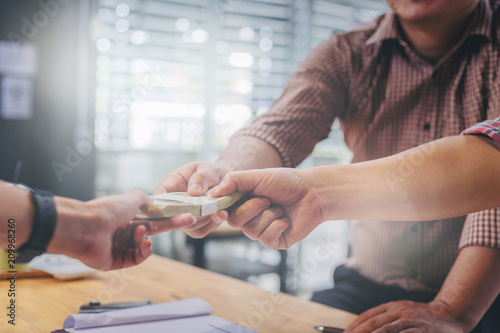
[92, 0, 387, 192]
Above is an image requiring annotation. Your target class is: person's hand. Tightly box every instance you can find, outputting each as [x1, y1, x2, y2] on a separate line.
[49, 190, 195, 270]
[154, 162, 231, 238]
[344, 300, 466, 333]
[207, 168, 327, 250]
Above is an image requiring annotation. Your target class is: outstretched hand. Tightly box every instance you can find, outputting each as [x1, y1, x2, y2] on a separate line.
[50, 190, 195, 270]
[208, 168, 328, 250]
[154, 162, 232, 238]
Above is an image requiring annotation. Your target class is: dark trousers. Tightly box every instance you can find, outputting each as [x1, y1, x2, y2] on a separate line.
[311, 265, 500, 333]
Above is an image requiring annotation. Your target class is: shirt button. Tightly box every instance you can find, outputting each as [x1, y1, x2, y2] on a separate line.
[423, 123, 431, 131]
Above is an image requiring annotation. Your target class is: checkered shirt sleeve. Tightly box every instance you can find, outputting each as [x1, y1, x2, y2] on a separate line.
[459, 118, 500, 249]
[462, 117, 500, 145]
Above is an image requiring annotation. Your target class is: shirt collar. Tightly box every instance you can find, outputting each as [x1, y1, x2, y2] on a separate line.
[365, 11, 400, 46]
[365, 0, 496, 46]
[467, 0, 493, 40]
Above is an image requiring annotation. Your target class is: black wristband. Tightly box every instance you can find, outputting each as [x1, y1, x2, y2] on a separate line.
[17, 189, 57, 263]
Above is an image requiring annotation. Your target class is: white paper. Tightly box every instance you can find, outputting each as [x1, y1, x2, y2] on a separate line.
[64, 298, 213, 330]
[61, 298, 257, 333]
[29, 254, 95, 280]
[65, 315, 255, 333]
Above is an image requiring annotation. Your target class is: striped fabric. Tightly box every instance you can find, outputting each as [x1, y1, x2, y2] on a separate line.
[463, 117, 500, 144]
[234, 0, 500, 291]
[460, 118, 500, 250]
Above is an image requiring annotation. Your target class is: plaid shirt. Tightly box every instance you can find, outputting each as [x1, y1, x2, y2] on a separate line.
[235, 0, 500, 291]
[463, 117, 500, 143]
[461, 117, 500, 251]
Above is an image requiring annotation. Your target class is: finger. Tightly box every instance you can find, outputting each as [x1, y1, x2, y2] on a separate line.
[346, 304, 390, 332]
[139, 239, 153, 259]
[142, 214, 196, 235]
[113, 190, 154, 222]
[209, 171, 262, 197]
[187, 165, 226, 196]
[185, 220, 220, 238]
[349, 312, 401, 333]
[371, 320, 418, 333]
[212, 210, 228, 224]
[258, 218, 289, 250]
[178, 211, 226, 235]
[181, 216, 213, 232]
[276, 234, 288, 250]
[124, 190, 151, 208]
[241, 206, 283, 240]
[154, 165, 197, 195]
[117, 233, 152, 270]
[133, 225, 152, 263]
[396, 329, 420, 333]
[134, 224, 147, 245]
[110, 223, 139, 270]
[227, 197, 271, 228]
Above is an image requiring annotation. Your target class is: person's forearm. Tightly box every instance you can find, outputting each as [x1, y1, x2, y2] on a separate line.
[312, 135, 500, 221]
[217, 136, 283, 171]
[434, 246, 500, 331]
[0, 180, 94, 257]
[45, 196, 94, 258]
[0, 181, 34, 248]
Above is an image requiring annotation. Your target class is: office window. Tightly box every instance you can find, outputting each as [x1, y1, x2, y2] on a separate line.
[91, 0, 388, 295]
[92, 0, 387, 194]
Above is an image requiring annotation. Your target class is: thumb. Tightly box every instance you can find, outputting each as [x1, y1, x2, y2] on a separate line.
[187, 165, 226, 196]
[124, 190, 152, 206]
[208, 171, 261, 197]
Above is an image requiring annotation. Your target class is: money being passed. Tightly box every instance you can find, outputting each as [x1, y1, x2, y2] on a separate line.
[135, 191, 246, 219]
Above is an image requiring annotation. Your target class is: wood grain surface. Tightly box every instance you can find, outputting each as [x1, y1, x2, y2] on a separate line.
[0, 254, 356, 333]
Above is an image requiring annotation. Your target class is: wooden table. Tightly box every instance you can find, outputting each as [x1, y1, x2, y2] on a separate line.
[0, 254, 356, 332]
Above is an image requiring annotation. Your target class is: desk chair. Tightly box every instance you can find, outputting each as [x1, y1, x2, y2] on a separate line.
[186, 223, 289, 293]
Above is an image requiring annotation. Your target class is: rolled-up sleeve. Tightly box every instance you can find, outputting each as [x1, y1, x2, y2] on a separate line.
[461, 117, 500, 145]
[459, 208, 500, 249]
[458, 118, 500, 250]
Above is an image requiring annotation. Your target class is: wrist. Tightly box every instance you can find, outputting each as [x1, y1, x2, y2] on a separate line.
[16, 189, 57, 263]
[218, 136, 283, 170]
[13, 185, 34, 246]
[298, 167, 339, 222]
[429, 299, 470, 333]
[433, 288, 488, 332]
[307, 165, 348, 221]
[46, 197, 97, 259]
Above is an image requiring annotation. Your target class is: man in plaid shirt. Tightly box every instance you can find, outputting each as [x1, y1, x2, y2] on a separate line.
[157, 0, 500, 332]
[208, 118, 500, 332]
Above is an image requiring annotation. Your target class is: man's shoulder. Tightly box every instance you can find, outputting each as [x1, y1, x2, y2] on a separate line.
[299, 13, 389, 78]
[321, 14, 387, 55]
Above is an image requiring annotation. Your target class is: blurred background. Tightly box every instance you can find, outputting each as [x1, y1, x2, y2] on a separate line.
[0, 0, 387, 298]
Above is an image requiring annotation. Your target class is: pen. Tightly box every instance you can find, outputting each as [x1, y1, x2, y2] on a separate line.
[79, 300, 154, 313]
[314, 325, 344, 333]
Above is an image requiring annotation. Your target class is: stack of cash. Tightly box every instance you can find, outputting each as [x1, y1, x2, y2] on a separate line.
[135, 191, 246, 219]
